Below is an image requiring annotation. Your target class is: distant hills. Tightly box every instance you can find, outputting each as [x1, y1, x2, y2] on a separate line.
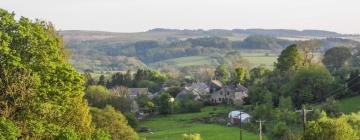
[149, 28, 341, 37]
[60, 28, 360, 71]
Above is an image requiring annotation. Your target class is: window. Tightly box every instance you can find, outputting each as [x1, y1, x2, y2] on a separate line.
[219, 98, 221, 102]
[227, 92, 230, 95]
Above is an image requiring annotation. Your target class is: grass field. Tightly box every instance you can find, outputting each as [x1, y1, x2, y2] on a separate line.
[149, 52, 278, 69]
[240, 52, 278, 69]
[149, 56, 220, 68]
[338, 95, 360, 114]
[139, 106, 261, 140]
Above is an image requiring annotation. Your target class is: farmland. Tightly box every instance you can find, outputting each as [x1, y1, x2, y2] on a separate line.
[140, 106, 262, 140]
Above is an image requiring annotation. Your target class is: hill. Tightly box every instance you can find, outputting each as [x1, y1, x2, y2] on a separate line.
[60, 29, 360, 71]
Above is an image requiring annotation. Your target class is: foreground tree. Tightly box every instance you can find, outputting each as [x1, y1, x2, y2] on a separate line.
[305, 116, 358, 140]
[0, 9, 92, 138]
[91, 106, 139, 140]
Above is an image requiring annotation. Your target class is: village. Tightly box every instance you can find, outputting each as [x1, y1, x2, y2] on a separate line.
[126, 78, 251, 126]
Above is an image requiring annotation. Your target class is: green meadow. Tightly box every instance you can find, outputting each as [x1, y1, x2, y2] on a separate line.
[140, 106, 262, 140]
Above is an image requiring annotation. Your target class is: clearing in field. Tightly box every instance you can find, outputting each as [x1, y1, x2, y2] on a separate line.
[140, 106, 261, 140]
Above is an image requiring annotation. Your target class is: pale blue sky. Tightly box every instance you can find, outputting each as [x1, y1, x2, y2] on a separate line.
[1, 0, 359, 34]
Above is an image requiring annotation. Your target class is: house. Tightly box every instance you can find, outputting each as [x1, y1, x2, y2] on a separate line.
[175, 82, 210, 101]
[128, 88, 150, 99]
[209, 80, 248, 105]
[228, 111, 251, 124]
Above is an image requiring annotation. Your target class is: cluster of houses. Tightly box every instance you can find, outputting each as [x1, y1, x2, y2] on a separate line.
[175, 79, 249, 105]
[126, 79, 248, 105]
[125, 79, 250, 123]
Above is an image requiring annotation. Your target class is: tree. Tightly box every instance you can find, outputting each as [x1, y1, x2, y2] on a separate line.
[275, 44, 304, 72]
[98, 75, 106, 86]
[84, 85, 112, 108]
[93, 129, 111, 140]
[249, 66, 271, 84]
[298, 40, 321, 66]
[322, 46, 351, 72]
[158, 93, 174, 114]
[0, 117, 20, 140]
[286, 65, 334, 107]
[232, 67, 249, 85]
[305, 116, 358, 140]
[91, 106, 139, 140]
[0, 9, 92, 138]
[347, 69, 360, 94]
[320, 97, 341, 117]
[351, 46, 360, 67]
[215, 64, 230, 82]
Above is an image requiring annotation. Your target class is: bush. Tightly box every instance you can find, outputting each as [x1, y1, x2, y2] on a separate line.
[182, 133, 202, 140]
[124, 113, 139, 129]
[0, 117, 20, 140]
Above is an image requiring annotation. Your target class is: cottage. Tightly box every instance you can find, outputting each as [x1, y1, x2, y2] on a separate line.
[175, 82, 210, 101]
[128, 88, 150, 99]
[209, 80, 248, 105]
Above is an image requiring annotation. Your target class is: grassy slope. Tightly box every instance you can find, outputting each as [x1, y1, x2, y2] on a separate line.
[338, 95, 360, 114]
[240, 52, 278, 69]
[149, 52, 278, 69]
[140, 106, 261, 140]
[149, 56, 219, 68]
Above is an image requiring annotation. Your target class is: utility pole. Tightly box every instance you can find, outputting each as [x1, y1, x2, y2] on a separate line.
[295, 105, 313, 133]
[256, 120, 265, 140]
[239, 112, 244, 140]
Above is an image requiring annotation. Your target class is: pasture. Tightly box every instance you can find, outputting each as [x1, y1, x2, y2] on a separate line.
[338, 95, 360, 114]
[139, 106, 262, 140]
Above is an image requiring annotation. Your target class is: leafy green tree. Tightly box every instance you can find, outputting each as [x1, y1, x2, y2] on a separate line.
[270, 121, 288, 139]
[249, 66, 271, 85]
[351, 46, 360, 67]
[305, 116, 358, 140]
[158, 93, 174, 114]
[286, 65, 334, 107]
[320, 97, 341, 117]
[346, 111, 360, 137]
[0, 117, 20, 140]
[98, 75, 106, 86]
[322, 46, 351, 72]
[275, 44, 304, 72]
[85, 85, 112, 108]
[232, 67, 249, 85]
[0, 8, 92, 138]
[93, 129, 112, 140]
[91, 106, 139, 140]
[347, 69, 360, 94]
[215, 64, 230, 82]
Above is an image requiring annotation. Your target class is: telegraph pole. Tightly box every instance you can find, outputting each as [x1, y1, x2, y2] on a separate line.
[295, 105, 313, 133]
[239, 112, 243, 140]
[256, 120, 265, 140]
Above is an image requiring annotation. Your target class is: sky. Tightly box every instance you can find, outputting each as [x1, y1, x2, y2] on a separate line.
[1, 0, 359, 34]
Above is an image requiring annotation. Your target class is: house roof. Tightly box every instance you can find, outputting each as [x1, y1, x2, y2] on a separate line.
[223, 84, 248, 92]
[210, 80, 223, 88]
[128, 88, 149, 95]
